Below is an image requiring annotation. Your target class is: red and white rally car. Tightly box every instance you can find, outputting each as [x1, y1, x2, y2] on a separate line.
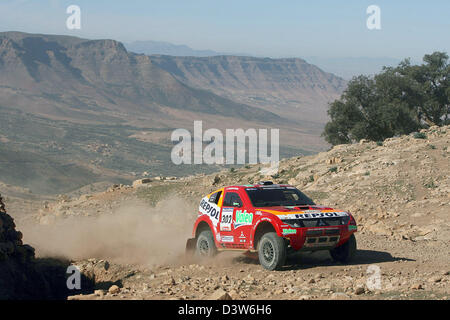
[186, 182, 357, 270]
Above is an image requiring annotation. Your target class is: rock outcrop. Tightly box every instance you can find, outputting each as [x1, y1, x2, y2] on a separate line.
[0, 194, 37, 298]
[0, 194, 91, 299]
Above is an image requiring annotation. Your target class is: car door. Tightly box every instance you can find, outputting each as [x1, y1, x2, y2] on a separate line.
[218, 191, 242, 246]
[219, 191, 254, 248]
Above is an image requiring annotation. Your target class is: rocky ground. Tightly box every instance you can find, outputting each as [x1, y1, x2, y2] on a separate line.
[3, 125, 450, 300]
[67, 233, 450, 300]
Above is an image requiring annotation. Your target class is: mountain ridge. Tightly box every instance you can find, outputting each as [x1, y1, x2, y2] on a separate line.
[0, 31, 346, 194]
[148, 54, 346, 122]
[0, 31, 281, 123]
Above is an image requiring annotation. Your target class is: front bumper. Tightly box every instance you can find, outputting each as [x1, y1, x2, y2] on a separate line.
[281, 225, 356, 251]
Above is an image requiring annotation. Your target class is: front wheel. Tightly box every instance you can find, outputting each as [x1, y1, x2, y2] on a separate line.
[257, 232, 287, 270]
[330, 234, 357, 263]
[195, 230, 217, 258]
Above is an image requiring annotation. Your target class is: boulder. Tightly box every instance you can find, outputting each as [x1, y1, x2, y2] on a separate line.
[209, 288, 232, 300]
[132, 178, 152, 187]
[108, 285, 121, 294]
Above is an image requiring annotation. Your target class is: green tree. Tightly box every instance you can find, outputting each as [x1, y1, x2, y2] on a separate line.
[323, 52, 449, 145]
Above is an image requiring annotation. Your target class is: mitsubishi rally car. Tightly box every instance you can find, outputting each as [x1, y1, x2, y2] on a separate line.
[186, 182, 357, 270]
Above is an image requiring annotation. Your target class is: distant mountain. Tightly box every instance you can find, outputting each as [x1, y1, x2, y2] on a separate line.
[0, 31, 278, 123]
[149, 55, 346, 122]
[124, 39, 402, 80]
[125, 40, 222, 57]
[0, 31, 346, 194]
[304, 56, 406, 80]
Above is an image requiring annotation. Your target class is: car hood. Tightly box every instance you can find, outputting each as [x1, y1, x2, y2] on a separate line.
[254, 206, 349, 219]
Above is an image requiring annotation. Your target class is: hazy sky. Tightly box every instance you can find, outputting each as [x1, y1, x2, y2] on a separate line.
[0, 0, 449, 60]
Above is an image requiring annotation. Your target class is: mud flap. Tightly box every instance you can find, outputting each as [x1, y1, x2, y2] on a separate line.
[185, 238, 196, 256]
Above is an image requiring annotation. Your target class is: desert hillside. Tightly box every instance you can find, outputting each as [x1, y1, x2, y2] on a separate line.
[3, 125, 448, 300]
[31, 126, 449, 240]
[149, 55, 346, 122]
[0, 31, 344, 194]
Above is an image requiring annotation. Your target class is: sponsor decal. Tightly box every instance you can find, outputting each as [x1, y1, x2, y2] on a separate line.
[239, 232, 246, 243]
[282, 229, 297, 235]
[216, 233, 221, 241]
[234, 210, 254, 228]
[348, 225, 358, 231]
[221, 236, 234, 243]
[199, 197, 221, 226]
[278, 211, 349, 220]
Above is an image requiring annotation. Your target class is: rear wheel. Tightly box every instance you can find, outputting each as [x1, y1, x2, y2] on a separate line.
[257, 232, 287, 270]
[330, 234, 357, 263]
[195, 230, 217, 258]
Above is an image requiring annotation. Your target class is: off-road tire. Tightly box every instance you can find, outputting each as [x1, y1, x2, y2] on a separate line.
[330, 234, 357, 263]
[257, 232, 287, 270]
[195, 230, 217, 258]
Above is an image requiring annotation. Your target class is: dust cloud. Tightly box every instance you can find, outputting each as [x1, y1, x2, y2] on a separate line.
[20, 197, 197, 266]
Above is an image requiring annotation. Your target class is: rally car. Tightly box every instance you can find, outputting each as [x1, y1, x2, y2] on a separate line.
[186, 182, 357, 270]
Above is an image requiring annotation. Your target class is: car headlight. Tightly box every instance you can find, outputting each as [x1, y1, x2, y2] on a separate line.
[341, 215, 350, 225]
[281, 219, 302, 228]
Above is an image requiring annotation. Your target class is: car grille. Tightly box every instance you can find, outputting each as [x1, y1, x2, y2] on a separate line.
[288, 217, 344, 228]
[303, 235, 340, 248]
[306, 228, 340, 236]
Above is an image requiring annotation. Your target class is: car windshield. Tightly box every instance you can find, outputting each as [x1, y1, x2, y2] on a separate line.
[246, 188, 315, 207]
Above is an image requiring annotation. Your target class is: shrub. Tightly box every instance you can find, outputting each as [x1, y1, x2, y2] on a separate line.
[414, 132, 427, 139]
[424, 181, 437, 189]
